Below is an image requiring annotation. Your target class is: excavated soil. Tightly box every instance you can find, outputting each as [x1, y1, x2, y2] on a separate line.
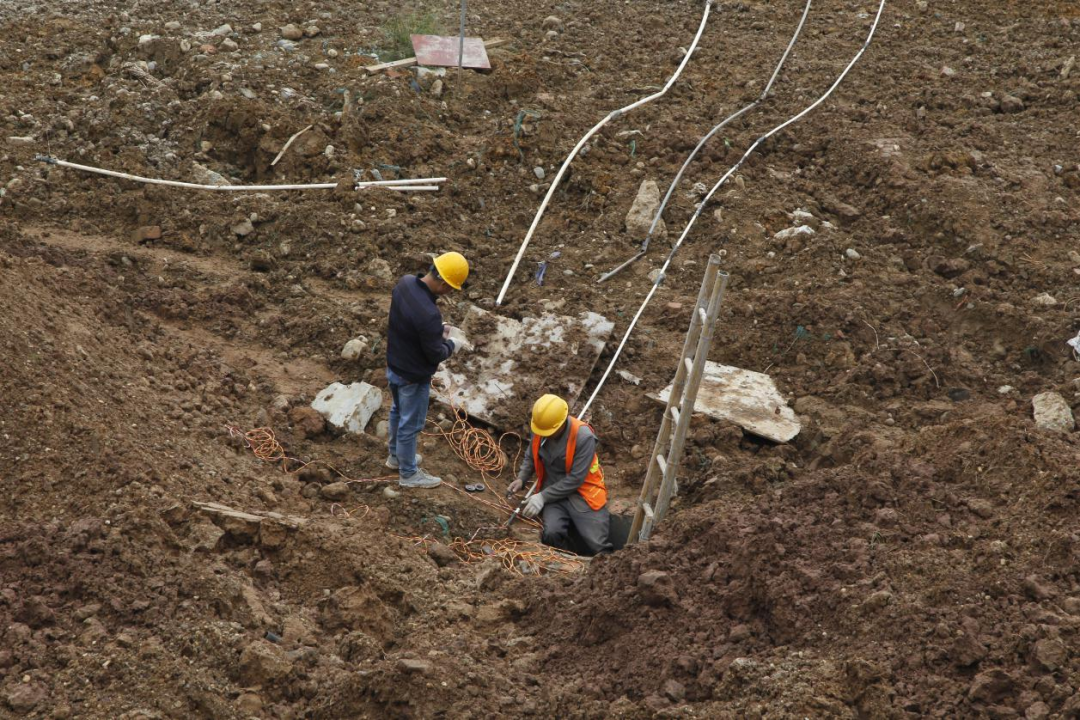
[2, 0, 1080, 717]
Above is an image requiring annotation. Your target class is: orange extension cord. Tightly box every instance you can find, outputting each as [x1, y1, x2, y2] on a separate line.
[227, 422, 539, 528]
[231, 423, 567, 571]
[397, 534, 585, 576]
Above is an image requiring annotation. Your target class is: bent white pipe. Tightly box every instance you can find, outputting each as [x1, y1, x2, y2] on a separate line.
[641, 0, 812, 251]
[494, 0, 715, 306]
[580, 0, 887, 417]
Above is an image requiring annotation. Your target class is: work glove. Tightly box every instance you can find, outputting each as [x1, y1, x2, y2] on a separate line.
[522, 492, 545, 519]
[507, 478, 525, 494]
[444, 325, 472, 353]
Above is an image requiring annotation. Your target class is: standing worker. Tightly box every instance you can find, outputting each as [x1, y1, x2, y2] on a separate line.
[385, 252, 470, 488]
[508, 394, 612, 556]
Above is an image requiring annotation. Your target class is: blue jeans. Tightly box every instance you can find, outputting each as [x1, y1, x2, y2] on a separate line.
[386, 368, 431, 477]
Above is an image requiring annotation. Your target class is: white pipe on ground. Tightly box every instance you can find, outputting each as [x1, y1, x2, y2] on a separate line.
[36, 156, 445, 192]
[579, 0, 888, 417]
[640, 0, 812, 251]
[494, 0, 715, 306]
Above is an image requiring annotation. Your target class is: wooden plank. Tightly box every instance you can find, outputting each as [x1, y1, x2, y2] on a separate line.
[366, 38, 509, 74]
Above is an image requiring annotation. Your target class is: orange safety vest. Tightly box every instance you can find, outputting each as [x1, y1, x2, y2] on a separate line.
[532, 417, 608, 511]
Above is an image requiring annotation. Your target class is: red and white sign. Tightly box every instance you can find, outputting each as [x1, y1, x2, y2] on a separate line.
[410, 34, 491, 69]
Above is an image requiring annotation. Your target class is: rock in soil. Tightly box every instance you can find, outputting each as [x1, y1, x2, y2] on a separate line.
[239, 641, 294, 685]
[1031, 392, 1075, 432]
[625, 179, 666, 240]
[319, 481, 350, 501]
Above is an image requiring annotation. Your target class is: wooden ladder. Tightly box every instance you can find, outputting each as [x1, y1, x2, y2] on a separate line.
[629, 254, 728, 543]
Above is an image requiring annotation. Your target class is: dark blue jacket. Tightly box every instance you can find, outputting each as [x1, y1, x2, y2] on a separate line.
[386, 274, 455, 383]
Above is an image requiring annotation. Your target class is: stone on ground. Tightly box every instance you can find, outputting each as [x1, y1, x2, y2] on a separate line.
[625, 179, 666, 240]
[1032, 391, 1074, 432]
[312, 382, 383, 434]
[341, 337, 368, 361]
[653, 361, 801, 443]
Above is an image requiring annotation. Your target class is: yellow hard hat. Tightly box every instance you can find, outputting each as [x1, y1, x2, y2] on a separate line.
[433, 251, 469, 290]
[531, 394, 569, 437]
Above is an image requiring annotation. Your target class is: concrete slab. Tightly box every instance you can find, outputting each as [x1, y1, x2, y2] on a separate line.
[312, 381, 383, 434]
[652, 361, 801, 443]
[433, 305, 614, 431]
[411, 34, 491, 70]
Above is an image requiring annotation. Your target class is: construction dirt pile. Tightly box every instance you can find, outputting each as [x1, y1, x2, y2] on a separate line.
[2, 0, 1079, 717]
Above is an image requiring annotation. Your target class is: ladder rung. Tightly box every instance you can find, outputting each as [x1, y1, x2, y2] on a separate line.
[642, 502, 655, 520]
[684, 357, 693, 374]
[670, 406, 681, 424]
[655, 454, 668, 474]
[698, 307, 708, 325]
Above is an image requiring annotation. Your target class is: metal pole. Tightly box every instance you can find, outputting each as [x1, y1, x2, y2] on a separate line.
[458, 0, 467, 69]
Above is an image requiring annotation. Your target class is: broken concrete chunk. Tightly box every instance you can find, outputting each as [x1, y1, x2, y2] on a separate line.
[231, 218, 255, 236]
[191, 162, 229, 186]
[790, 209, 820, 229]
[312, 382, 383, 434]
[773, 225, 815, 242]
[433, 305, 613, 431]
[341, 337, 368, 361]
[1032, 391, 1075, 432]
[625, 179, 666, 240]
[653, 362, 801, 443]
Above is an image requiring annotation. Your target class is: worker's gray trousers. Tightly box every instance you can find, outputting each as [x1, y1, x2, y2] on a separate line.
[540, 495, 613, 556]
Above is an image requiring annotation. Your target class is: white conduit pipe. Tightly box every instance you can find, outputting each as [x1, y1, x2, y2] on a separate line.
[642, 0, 811, 251]
[494, 0, 715, 306]
[580, 0, 887, 417]
[36, 156, 445, 192]
[597, 0, 812, 284]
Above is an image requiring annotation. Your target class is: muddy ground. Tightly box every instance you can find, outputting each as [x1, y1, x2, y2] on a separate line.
[2, 0, 1079, 717]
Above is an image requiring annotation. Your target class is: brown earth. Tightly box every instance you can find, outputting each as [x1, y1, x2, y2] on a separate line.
[2, 0, 1080, 717]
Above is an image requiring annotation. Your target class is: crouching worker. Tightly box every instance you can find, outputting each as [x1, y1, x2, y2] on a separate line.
[507, 394, 613, 556]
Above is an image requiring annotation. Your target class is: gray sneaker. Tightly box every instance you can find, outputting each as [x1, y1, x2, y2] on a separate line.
[398, 469, 442, 489]
[385, 453, 422, 470]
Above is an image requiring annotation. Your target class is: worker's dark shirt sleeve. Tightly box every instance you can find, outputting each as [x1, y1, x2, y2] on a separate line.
[540, 426, 596, 503]
[417, 308, 454, 366]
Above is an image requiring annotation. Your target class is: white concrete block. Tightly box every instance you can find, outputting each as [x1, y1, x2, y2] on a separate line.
[312, 381, 383, 434]
[653, 361, 801, 443]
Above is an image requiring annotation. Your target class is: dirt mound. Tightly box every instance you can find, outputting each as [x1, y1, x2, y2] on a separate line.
[527, 415, 1080, 716]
